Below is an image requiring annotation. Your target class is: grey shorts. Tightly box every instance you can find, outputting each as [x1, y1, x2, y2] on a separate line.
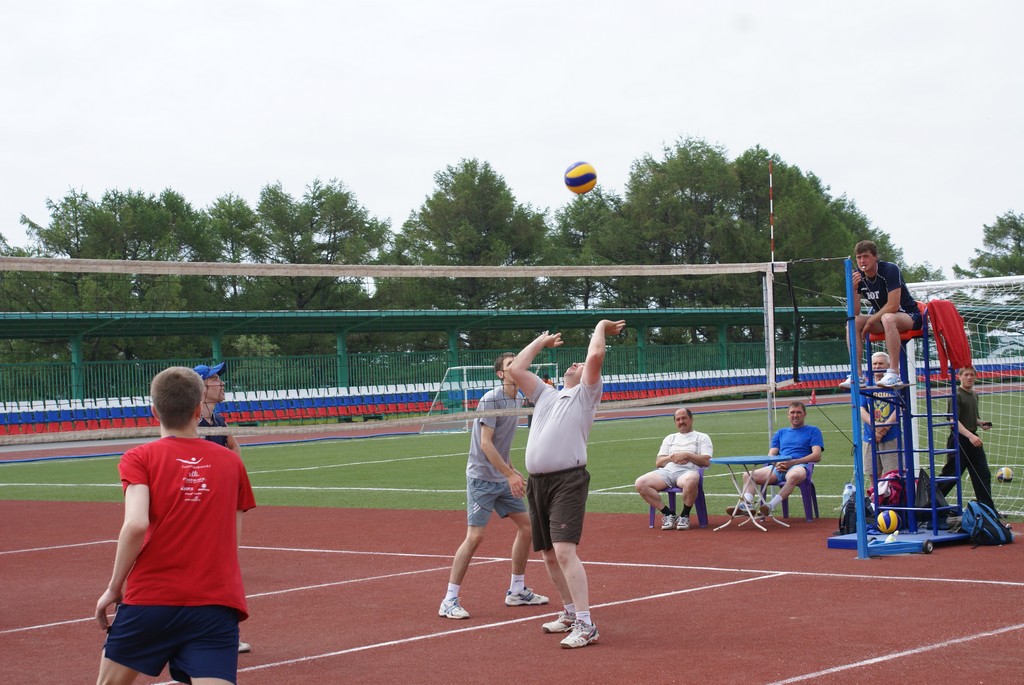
[467, 477, 527, 527]
[651, 466, 699, 489]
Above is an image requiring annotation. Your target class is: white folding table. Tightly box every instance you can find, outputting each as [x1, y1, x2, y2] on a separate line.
[711, 455, 791, 532]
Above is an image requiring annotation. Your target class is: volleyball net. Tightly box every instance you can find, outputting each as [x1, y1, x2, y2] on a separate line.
[0, 257, 806, 446]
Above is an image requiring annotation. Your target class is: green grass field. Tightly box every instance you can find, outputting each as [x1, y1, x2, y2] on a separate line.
[0, 404, 872, 519]
[3, 400, 1013, 519]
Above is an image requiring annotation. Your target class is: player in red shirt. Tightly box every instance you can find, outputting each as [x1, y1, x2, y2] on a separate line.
[94, 366, 256, 685]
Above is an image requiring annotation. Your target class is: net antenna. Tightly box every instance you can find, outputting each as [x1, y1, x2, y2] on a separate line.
[908, 274, 1024, 517]
[768, 160, 776, 263]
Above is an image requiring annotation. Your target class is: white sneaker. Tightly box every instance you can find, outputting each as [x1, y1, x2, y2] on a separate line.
[238, 641, 252, 654]
[726, 502, 753, 516]
[438, 597, 470, 619]
[676, 514, 691, 530]
[727, 502, 769, 517]
[838, 374, 853, 389]
[559, 620, 600, 648]
[542, 611, 576, 633]
[505, 587, 549, 606]
[661, 514, 677, 530]
[876, 370, 901, 387]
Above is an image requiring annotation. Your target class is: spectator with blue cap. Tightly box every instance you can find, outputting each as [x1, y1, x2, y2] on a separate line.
[193, 362, 241, 458]
[193, 361, 251, 654]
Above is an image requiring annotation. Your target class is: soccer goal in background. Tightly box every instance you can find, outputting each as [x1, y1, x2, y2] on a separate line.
[419, 362, 558, 434]
[909, 275, 1024, 517]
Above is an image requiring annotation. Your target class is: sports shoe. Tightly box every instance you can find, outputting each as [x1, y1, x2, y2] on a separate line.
[876, 370, 901, 387]
[726, 503, 770, 517]
[726, 502, 754, 516]
[676, 514, 691, 530]
[505, 587, 549, 606]
[661, 513, 677, 530]
[542, 611, 576, 633]
[438, 597, 470, 619]
[838, 374, 853, 389]
[560, 620, 600, 648]
[238, 641, 252, 654]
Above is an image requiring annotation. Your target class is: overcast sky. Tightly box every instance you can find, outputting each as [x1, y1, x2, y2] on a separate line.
[2, 1, 1020, 278]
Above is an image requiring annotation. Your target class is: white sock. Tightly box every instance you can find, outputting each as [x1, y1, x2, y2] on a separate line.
[743, 492, 754, 504]
[445, 583, 460, 601]
[565, 603, 576, 616]
[509, 574, 525, 594]
[576, 610, 592, 626]
[769, 494, 782, 510]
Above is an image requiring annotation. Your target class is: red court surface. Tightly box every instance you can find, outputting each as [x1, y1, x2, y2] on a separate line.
[2, 500, 1022, 684]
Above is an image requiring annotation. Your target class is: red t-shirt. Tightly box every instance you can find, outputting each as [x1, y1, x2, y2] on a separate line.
[118, 436, 256, 620]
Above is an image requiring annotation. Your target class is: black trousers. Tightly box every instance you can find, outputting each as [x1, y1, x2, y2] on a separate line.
[938, 433, 995, 510]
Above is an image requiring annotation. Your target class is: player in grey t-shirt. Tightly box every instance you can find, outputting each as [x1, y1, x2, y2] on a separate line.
[438, 353, 550, 620]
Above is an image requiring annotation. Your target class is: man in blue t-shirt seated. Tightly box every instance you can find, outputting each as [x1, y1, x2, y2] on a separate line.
[728, 402, 824, 518]
[840, 239, 924, 389]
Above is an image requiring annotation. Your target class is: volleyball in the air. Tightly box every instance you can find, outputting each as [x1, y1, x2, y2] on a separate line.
[564, 161, 597, 195]
[996, 466, 1014, 483]
[876, 510, 900, 534]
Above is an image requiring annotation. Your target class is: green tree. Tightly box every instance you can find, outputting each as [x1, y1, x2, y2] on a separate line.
[204, 193, 261, 303]
[574, 137, 766, 345]
[549, 188, 620, 310]
[247, 179, 390, 312]
[384, 158, 550, 312]
[15, 189, 218, 359]
[242, 179, 391, 355]
[953, 211, 1024, 278]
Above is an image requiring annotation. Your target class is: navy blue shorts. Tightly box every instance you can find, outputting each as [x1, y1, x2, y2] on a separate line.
[909, 308, 924, 331]
[103, 604, 239, 684]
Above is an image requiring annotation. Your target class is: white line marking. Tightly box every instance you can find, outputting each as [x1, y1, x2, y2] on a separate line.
[765, 622, 1024, 684]
[246, 451, 464, 475]
[234, 573, 784, 676]
[0, 539, 115, 555]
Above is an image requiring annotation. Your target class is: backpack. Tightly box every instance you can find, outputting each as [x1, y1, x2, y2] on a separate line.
[960, 501, 1014, 547]
[838, 496, 873, 535]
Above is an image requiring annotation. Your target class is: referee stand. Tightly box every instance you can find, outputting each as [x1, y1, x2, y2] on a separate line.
[828, 259, 971, 557]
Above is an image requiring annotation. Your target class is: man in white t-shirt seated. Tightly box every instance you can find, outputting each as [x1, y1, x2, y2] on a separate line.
[634, 408, 713, 531]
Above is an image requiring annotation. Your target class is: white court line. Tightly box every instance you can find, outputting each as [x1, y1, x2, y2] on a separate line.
[251, 485, 466, 493]
[6, 545, 1022, 639]
[582, 559, 1024, 588]
[246, 451, 464, 475]
[225, 573, 784, 678]
[0, 482, 118, 488]
[765, 622, 1024, 684]
[0, 616, 98, 634]
[0, 554, 506, 635]
[245, 559, 505, 600]
[0, 539, 114, 555]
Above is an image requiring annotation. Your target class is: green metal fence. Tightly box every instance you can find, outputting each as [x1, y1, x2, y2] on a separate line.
[0, 340, 848, 404]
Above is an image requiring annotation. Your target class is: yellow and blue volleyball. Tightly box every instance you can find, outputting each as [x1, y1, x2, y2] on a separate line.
[564, 161, 597, 194]
[996, 466, 1013, 483]
[876, 510, 900, 534]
